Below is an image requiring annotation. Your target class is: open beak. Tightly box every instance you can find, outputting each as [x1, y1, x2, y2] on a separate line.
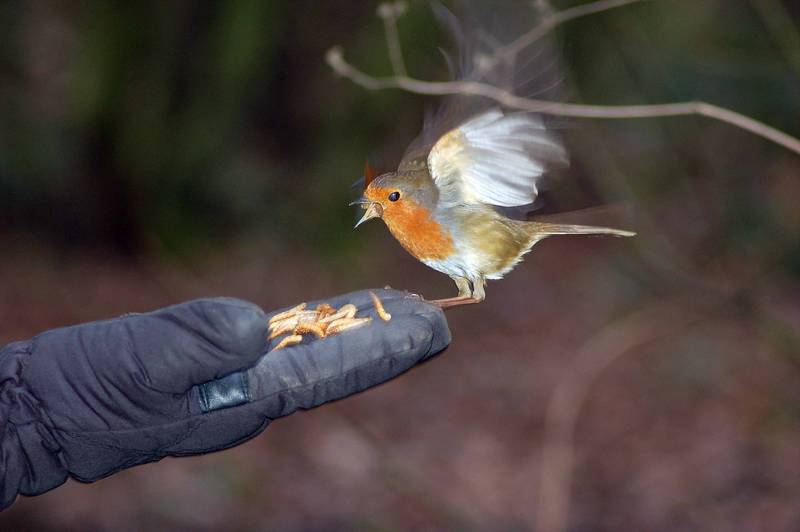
[350, 199, 383, 228]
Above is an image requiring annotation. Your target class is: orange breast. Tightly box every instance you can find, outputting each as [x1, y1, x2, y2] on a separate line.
[383, 200, 455, 261]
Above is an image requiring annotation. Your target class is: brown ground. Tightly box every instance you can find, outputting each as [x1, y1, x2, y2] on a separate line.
[2, 231, 800, 532]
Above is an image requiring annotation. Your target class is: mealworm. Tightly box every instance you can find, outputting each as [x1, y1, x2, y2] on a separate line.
[268, 303, 307, 325]
[326, 317, 372, 334]
[369, 291, 391, 321]
[272, 334, 303, 351]
[268, 318, 299, 339]
[315, 303, 337, 317]
[318, 304, 358, 324]
[294, 322, 327, 339]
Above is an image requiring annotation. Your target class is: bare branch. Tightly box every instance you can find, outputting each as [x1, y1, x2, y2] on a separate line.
[377, 1, 408, 77]
[326, 47, 800, 155]
[326, 0, 800, 155]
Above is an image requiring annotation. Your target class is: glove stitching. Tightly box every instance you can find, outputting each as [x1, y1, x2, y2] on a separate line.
[54, 416, 204, 453]
[241, 371, 251, 403]
[198, 382, 210, 412]
[168, 417, 272, 458]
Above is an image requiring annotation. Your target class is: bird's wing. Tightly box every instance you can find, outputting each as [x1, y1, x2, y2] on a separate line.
[427, 108, 567, 207]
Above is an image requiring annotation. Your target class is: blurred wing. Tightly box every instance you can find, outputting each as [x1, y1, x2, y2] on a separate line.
[400, 2, 564, 166]
[427, 109, 566, 207]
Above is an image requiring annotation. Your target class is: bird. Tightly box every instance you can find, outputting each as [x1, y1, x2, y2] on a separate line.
[351, 4, 635, 309]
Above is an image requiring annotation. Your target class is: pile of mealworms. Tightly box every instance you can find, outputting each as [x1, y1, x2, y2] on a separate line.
[268, 291, 391, 351]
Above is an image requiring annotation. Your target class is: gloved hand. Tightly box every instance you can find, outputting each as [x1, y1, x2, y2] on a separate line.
[0, 289, 450, 510]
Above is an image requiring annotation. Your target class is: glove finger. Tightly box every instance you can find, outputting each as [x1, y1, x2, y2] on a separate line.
[249, 289, 450, 417]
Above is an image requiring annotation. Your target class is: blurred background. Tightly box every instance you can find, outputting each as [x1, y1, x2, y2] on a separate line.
[2, 0, 800, 530]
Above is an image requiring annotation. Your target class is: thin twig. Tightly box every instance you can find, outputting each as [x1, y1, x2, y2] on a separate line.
[326, 48, 800, 156]
[377, 1, 408, 77]
[500, 0, 646, 61]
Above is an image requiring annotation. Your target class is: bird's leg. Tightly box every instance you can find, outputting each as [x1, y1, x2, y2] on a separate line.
[454, 276, 472, 298]
[432, 276, 483, 309]
[472, 278, 486, 302]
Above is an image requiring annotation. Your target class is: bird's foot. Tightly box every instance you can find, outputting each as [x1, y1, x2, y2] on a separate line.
[431, 295, 481, 309]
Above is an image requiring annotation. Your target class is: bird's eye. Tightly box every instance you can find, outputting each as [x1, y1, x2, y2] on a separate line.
[388, 191, 400, 202]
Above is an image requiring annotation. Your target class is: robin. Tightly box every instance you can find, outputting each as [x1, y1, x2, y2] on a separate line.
[351, 106, 635, 308]
[351, 9, 635, 309]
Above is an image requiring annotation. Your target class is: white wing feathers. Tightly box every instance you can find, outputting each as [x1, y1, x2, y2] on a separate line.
[427, 109, 567, 207]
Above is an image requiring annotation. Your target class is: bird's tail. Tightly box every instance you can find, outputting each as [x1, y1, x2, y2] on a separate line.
[528, 222, 636, 238]
[524, 203, 637, 238]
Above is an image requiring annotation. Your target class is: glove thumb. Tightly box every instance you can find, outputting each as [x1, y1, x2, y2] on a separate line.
[132, 297, 269, 393]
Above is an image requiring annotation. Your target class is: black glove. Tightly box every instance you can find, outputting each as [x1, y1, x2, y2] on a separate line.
[0, 289, 450, 510]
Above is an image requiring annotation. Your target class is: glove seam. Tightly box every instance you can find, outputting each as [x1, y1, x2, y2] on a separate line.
[53, 416, 205, 452]
[198, 381, 210, 412]
[9, 341, 62, 440]
[169, 417, 271, 458]
[242, 371, 251, 402]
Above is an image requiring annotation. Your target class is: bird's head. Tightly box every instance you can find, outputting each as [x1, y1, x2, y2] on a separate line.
[352, 168, 437, 229]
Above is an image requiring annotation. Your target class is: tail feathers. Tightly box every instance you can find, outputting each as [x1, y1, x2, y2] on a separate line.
[532, 222, 636, 238]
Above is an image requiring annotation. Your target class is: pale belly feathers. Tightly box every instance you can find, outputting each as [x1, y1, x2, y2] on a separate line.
[421, 207, 542, 281]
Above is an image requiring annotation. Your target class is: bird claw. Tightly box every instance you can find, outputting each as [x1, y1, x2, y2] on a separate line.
[267, 292, 390, 352]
